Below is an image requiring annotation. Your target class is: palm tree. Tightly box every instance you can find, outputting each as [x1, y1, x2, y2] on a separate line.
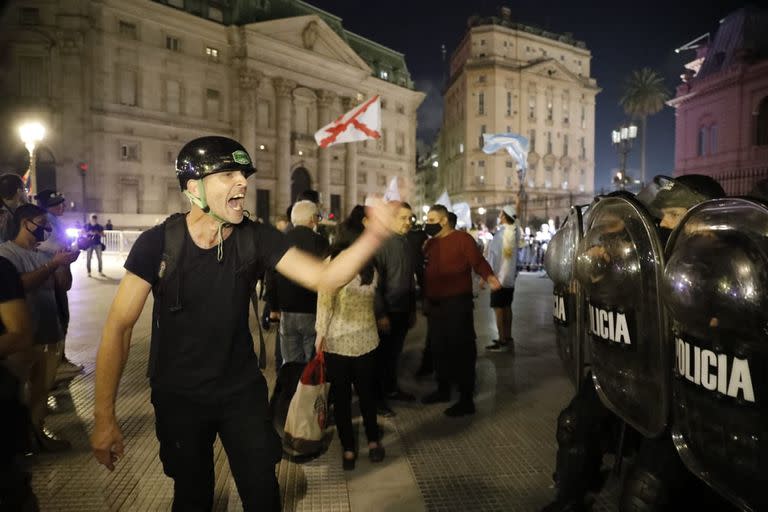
[619, 68, 670, 186]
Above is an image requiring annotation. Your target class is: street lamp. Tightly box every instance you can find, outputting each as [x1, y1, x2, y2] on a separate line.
[477, 207, 486, 215]
[611, 123, 637, 190]
[19, 121, 46, 196]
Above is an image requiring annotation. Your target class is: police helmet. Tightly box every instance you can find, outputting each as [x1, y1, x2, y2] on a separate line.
[176, 136, 256, 191]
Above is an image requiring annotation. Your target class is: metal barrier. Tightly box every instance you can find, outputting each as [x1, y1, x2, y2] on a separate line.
[103, 230, 143, 255]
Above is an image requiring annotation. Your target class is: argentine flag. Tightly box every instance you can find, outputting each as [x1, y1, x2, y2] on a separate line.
[482, 133, 530, 171]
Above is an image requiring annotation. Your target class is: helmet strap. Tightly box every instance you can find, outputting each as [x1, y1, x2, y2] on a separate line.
[183, 179, 230, 262]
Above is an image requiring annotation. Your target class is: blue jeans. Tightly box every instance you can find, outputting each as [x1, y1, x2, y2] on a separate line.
[279, 312, 316, 364]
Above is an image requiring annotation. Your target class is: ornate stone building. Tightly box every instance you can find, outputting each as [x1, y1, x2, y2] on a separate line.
[0, 0, 424, 227]
[439, 7, 598, 226]
[668, 6, 768, 195]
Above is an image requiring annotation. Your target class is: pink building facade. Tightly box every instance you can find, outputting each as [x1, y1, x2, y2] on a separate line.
[668, 7, 768, 195]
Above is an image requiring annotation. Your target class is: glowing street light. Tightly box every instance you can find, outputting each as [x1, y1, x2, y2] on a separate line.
[19, 121, 46, 196]
[478, 207, 486, 215]
[422, 205, 430, 214]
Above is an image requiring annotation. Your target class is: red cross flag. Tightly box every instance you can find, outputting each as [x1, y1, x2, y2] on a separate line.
[314, 95, 381, 148]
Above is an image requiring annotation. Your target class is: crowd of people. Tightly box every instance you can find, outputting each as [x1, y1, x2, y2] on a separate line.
[0, 136, 524, 510]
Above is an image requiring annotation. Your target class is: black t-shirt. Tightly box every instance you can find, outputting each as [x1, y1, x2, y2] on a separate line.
[85, 223, 104, 245]
[125, 219, 290, 398]
[0, 256, 25, 337]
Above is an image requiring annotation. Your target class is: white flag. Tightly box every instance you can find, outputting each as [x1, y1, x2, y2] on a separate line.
[383, 177, 401, 201]
[435, 189, 452, 211]
[482, 133, 530, 171]
[314, 95, 381, 148]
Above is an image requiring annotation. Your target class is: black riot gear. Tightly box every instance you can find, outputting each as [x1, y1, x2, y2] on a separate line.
[176, 136, 256, 191]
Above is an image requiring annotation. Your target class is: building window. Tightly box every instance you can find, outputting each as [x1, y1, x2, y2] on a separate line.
[478, 92, 485, 115]
[698, 127, 707, 156]
[206, 88, 221, 120]
[165, 80, 181, 114]
[756, 97, 768, 146]
[528, 96, 536, 120]
[118, 69, 137, 106]
[206, 46, 219, 62]
[529, 130, 536, 152]
[546, 100, 553, 122]
[506, 91, 512, 116]
[166, 36, 181, 52]
[330, 194, 341, 220]
[478, 160, 485, 168]
[380, 129, 388, 152]
[479, 125, 486, 148]
[120, 143, 140, 161]
[459, 143, 464, 154]
[710, 124, 717, 154]
[506, 160, 514, 168]
[580, 137, 586, 159]
[256, 189, 270, 223]
[119, 21, 137, 39]
[506, 176, 514, 187]
[18, 57, 48, 98]
[563, 135, 569, 156]
[547, 132, 553, 154]
[478, 75, 486, 83]
[580, 104, 586, 129]
[19, 7, 40, 25]
[357, 171, 367, 184]
[208, 5, 224, 22]
[377, 174, 387, 186]
[379, 70, 389, 80]
[562, 94, 570, 124]
[480, 39, 486, 46]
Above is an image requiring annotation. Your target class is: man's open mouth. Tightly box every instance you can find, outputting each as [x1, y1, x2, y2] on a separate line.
[228, 193, 245, 211]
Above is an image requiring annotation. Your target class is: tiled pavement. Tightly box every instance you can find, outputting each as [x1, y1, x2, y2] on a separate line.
[29, 255, 619, 511]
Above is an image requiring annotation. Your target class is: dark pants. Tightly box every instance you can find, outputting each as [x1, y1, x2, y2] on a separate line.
[151, 378, 282, 512]
[427, 295, 476, 400]
[376, 311, 410, 396]
[325, 350, 380, 453]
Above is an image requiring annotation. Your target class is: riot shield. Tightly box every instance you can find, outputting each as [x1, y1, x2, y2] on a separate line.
[574, 195, 669, 438]
[544, 205, 587, 389]
[662, 198, 768, 511]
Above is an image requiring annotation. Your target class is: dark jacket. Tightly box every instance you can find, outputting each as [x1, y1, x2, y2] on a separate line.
[375, 233, 416, 318]
[265, 226, 329, 314]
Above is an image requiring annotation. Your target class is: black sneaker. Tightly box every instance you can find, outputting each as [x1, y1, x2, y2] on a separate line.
[443, 401, 476, 417]
[486, 339, 513, 352]
[377, 403, 397, 418]
[421, 390, 451, 404]
[387, 389, 416, 402]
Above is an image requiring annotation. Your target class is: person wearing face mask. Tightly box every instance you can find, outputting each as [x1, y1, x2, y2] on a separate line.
[265, 200, 329, 365]
[0, 204, 80, 452]
[0, 173, 29, 242]
[420, 204, 502, 417]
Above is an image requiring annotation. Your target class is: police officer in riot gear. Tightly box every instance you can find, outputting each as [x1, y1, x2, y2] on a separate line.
[91, 136, 396, 511]
[543, 175, 726, 512]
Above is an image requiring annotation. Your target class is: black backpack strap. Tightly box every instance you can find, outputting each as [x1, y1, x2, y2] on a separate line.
[155, 213, 188, 312]
[234, 219, 268, 369]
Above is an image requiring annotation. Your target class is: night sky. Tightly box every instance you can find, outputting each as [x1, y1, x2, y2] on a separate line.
[313, 0, 746, 191]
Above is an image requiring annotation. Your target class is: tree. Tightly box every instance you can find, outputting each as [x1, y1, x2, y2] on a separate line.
[619, 68, 670, 186]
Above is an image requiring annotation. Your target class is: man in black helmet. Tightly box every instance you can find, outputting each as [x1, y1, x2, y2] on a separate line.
[91, 136, 395, 512]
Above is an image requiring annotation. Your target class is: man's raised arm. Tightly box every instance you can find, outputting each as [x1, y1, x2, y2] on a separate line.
[275, 201, 393, 292]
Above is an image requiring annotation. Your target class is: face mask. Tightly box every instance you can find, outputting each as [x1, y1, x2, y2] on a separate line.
[424, 222, 442, 237]
[27, 221, 51, 242]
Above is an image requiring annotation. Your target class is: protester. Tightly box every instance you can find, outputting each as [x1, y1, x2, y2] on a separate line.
[0, 256, 37, 509]
[85, 214, 105, 276]
[421, 204, 501, 417]
[486, 205, 520, 353]
[36, 189, 83, 377]
[0, 173, 28, 242]
[105, 219, 114, 231]
[316, 219, 384, 470]
[374, 201, 417, 416]
[91, 136, 394, 511]
[0, 204, 79, 451]
[266, 200, 329, 364]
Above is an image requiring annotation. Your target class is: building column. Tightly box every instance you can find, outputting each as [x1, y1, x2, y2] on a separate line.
[273, 77, 296, 215]
[316, 90, 337, 207]
[342, 96, 358, 215]
[238, 69, 262, 157]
